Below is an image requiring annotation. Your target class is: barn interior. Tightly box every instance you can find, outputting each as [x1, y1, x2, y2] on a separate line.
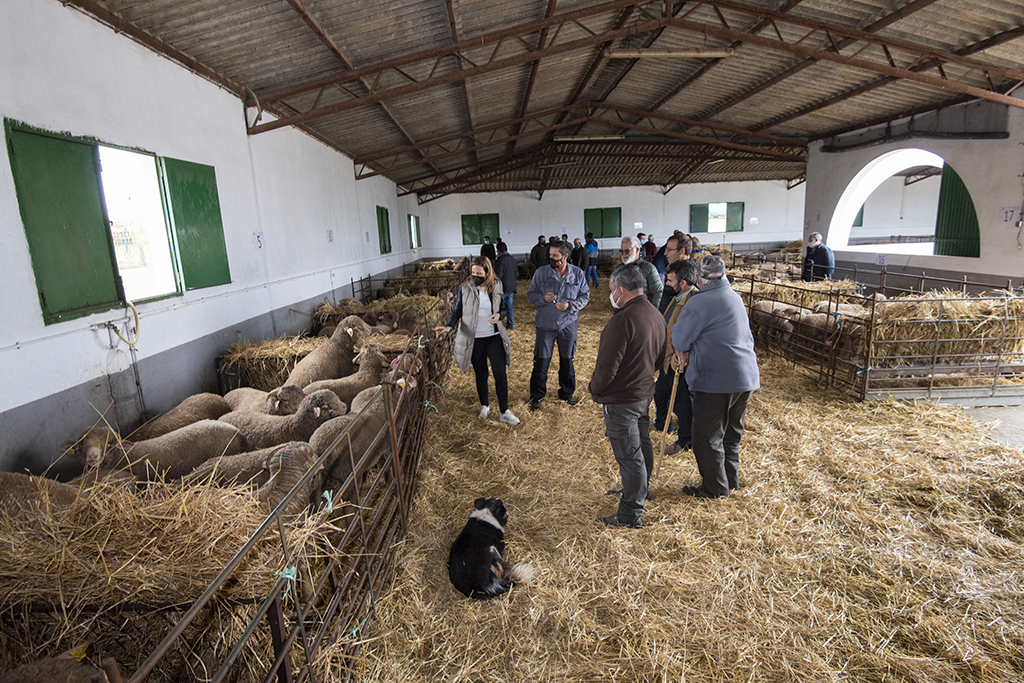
[2, 0, 1024, 680]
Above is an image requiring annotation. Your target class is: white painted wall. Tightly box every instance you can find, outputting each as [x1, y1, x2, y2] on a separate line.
[852, 175, 940, 241]
[417, 181, 806, 257]
[804, 98, 1024, 279]
[0, 0, 413, 415]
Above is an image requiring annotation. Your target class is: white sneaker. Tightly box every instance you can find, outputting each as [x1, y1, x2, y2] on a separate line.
[478, 405, 490, 419]
[499, 410, 520, 426]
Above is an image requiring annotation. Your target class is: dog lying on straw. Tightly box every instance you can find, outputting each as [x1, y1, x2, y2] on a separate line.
[448, 497, 536, 599]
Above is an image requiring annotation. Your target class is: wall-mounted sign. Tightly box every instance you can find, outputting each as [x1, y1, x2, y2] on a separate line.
[252, 232, 264, 250]
[876, 253, 887, 266]
[327, 229, 334, 243]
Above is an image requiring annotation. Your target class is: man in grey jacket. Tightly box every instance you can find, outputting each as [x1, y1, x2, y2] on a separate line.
[527, 239, 590, 410]
[619, 236, 663, 309]
[671, 255, 760, 498]
[589, 264, 666, 529]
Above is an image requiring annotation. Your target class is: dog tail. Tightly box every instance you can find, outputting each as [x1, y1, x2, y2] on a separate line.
[506, 562, 537, 585]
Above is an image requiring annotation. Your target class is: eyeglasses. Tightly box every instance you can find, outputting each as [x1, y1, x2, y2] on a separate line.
[619, 249, 634, 254]
[665, 247, 679, 252]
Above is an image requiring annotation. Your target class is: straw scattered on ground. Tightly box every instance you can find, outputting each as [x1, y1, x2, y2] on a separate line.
[353, 282, 1024, 682]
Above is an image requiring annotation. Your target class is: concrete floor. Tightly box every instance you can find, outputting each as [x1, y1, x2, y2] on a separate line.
[966, 406, 1024, 448]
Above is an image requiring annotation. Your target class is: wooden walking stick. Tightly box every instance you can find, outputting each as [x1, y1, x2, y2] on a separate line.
[654, 366, 682, 479]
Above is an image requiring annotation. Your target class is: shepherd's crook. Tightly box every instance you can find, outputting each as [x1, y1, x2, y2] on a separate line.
[655, 367, 682, 478]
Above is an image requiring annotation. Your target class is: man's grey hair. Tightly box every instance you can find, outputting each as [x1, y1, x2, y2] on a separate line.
[610, 263, 645, 292]
[622, 235, 641, 251]
[698, 254, 728, 281]
[809, 231, 823, 241]
[550, 239, 572, 257]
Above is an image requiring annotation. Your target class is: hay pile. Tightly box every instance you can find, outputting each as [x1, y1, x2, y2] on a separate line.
[735, 277, 862, 309]
[873, 290, 1024, 369]
[312, 293, 448, 331]
[0, 477, 339, 680]
[415, 259, 457, 272]
[345, 286, 1024, 681]
[219, 335, 323, 391]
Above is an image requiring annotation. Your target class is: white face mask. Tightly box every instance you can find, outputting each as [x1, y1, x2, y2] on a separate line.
[609, 289, 621, 309]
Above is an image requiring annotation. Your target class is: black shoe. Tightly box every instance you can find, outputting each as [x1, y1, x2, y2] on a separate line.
[664, 442, 683, 456]
[682, 485, 727, 499]
[530, 399, 542, 412]
[562, 397, 579, 406]
[599, 514, 642, 529]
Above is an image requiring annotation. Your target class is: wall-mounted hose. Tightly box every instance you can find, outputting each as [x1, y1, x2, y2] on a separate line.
[110, 300, 140, 346]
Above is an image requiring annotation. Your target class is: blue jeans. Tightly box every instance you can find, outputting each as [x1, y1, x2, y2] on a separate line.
[586, 264, 599, 288]
[501, 292, 515, 330]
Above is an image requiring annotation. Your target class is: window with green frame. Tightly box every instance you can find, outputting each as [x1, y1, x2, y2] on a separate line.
[5, 120, 231, 325]
[690, 202, 744, 233]
[376, 206, 392, 254]
[583, 207, 622, 239]
[461, 213, 499, 245]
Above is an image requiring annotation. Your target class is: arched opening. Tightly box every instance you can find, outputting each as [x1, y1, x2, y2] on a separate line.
[827, 148, 980, 257]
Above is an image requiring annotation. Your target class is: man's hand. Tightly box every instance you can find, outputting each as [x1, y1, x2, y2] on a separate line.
[543, 292, 557, 303]
[555, 302, 569, 312]
[675, 350, 688, 367]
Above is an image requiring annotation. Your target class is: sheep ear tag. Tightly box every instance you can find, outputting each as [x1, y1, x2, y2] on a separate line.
[314, 406, 322, 418]
[347, 329, 353, 337]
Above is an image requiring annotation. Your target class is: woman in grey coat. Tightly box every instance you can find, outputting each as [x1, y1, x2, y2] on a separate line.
[435, 256, 519, 426]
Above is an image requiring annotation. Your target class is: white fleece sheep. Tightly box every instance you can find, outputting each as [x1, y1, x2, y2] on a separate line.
[131, 392, 232, 441]
[224, 385, 307, 415]
[304, 344, 387, 405]
[285, 319, 364, 388]
[218, 389, 345, 450]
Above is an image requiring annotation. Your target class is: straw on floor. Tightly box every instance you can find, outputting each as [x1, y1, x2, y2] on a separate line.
[346, 281, 1024, 682]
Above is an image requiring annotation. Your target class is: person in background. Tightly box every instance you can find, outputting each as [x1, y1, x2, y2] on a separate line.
[494, 241, 518, 332]
[585, 232, 600, 289]
[671, 255, 760, 498]
[527, 239, 590, 411]
[689, 235, 703, 256]
[480, 235, 496, 265]
[658, 233, 688, 305]
[802, 231, 835, 282]
[561, 233, 569, 244]
[528, 235, 549, 274]
[589, 264, 666, 529]
[571, 237, 590, 272]
[435, 257, 519, 426]
[619, 236, 663, 309]
[654, 259, 699, 455]
[643, 233, 657, 261]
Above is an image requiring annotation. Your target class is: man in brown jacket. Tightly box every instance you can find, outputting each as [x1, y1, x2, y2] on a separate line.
[589, 264, 667, 529]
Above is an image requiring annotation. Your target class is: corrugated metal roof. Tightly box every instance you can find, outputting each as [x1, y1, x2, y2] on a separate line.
[73, 0, 1024, 201]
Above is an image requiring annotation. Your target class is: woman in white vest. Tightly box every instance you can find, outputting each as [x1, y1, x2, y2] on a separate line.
[435, 257, 518, 425]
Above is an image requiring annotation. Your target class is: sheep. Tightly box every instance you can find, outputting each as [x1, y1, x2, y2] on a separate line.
[304, 344, 387, 405]
[218, 389, 345, 450]
[184, 443, 289, 487]
[395, 304, 422, 335]
[339, 314, 372, 337]
[367, 311, 398, 336]
[130, 393, 232, 442]
[388, 351, 424, 382]
[67, 421, 248, 482]
[258, 442, 319, 518]
[285, 319, 365, 388]
[749, 309, 795, 348]
[812, 301, 871, 318]
[316, 325, 337, 338]
[311, 383, 408, 504]
[750, 300, 802, 320]
[0, 471, 81, 518]
[0, 644, 104, 683]
[224, 385, 307, 415]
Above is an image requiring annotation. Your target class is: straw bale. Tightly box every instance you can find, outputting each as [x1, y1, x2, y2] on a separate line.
[734, 277, 862, 310]
[337, 287, 1024, 682]
[220, 335, 324, 391]
[0, 475, 344, 681]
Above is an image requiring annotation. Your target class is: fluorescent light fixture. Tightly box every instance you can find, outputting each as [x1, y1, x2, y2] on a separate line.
[553, 135, 626, 141]
[604, 49, 734, 59]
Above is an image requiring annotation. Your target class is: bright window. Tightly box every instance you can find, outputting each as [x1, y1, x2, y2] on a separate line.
[408, 214, 421, 249]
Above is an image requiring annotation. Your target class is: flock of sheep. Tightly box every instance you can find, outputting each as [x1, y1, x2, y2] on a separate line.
[748, 297, 880, 360]
[1, 314, 422, 522]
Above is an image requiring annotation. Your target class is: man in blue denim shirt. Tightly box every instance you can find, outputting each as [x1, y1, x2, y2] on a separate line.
[526, 240, 590, 411]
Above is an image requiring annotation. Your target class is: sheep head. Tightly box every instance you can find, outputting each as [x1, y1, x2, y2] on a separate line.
[62, 427, 120, 469]
[303, 389, 346, 421]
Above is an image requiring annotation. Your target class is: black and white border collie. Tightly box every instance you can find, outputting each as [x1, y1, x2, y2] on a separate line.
[448, 497, 537, 599]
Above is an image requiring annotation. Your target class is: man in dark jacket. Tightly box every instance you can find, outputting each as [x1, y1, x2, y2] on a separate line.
[494, 242, 518, 331]
[590, 264, 667, 529]
[528, 235, 549, 275]
[480, 236, 497, 265]
[801, 231, 835, 281]
[571, 238, 590, 271]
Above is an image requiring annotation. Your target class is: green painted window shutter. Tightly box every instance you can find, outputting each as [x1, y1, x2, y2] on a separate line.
[461, 214, 481, 244]
[934, 164, 980, 257]
[726, 202, 744, 232]
[690, 204, 709, 233]
[376, 206, 392, 254]
[7, 127, 123, 324]
[479, 213, 499, 243]
[584, 208, 603, 238]
[162, 157, 231, 290]
[602, 207, 621, 238]
[853, 204, 864, 227]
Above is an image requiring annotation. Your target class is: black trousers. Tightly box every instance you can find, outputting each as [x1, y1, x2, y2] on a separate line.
[691, 391, 752, 497]
[529, 323, 577, 401]
[653, 366, 692, 444]
[471, 335, 508, 413]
